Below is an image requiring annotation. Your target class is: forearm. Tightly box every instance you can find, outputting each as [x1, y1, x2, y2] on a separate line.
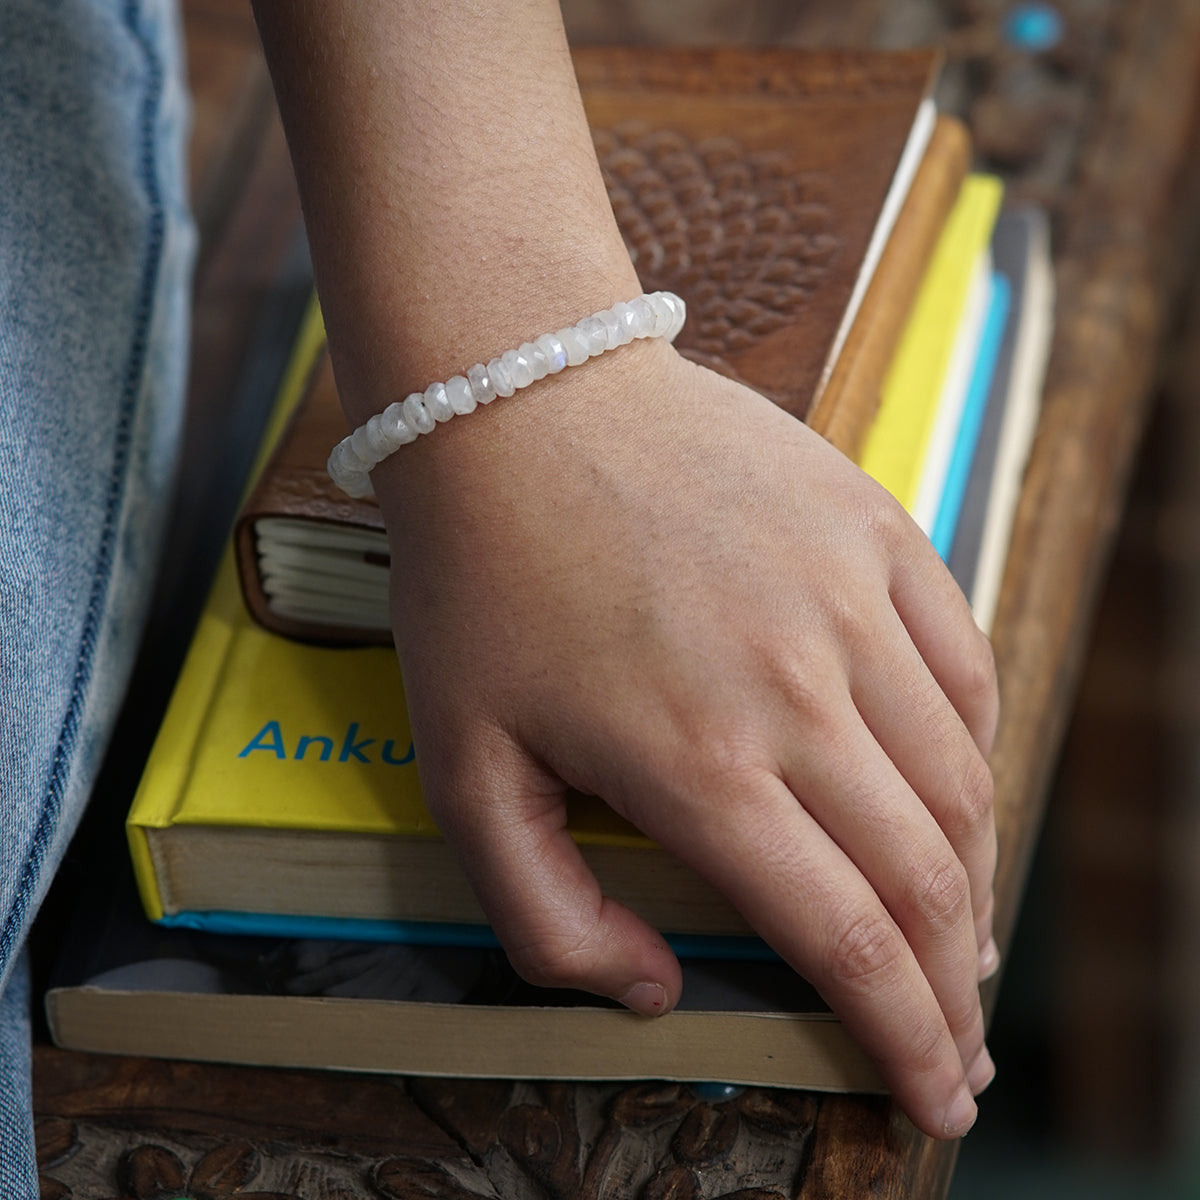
[251, 0, 640, 427]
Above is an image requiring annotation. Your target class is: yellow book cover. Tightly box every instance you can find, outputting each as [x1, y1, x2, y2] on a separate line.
[856, 174, 1003, 508]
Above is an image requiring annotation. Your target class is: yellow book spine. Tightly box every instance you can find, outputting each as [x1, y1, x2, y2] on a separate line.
[857, 174, 1003, 507]
[125, 299, 328, 919]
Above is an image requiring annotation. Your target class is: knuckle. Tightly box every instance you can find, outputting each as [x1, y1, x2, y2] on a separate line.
[909, 855, 972, 935]
[948, 751, 995, 840]
[825, 592, 876, 656]
[861, 488, 912, 553]
[962, 630, 999, 710]
[761, 650, 846, 741]
[904, 1012, 955, 1079]
[826, 911, 904, 995]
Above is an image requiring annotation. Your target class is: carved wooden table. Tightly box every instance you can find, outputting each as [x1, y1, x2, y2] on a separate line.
[31, 0, 1200, 1196]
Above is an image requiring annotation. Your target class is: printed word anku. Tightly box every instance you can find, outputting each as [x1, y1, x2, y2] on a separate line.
[237, 720, 415, 765]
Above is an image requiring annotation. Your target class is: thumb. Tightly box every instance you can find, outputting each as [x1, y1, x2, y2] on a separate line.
[422, 738, 683, 1016]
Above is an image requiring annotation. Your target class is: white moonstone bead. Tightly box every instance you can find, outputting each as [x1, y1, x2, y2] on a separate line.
[379, 402, 417, 446]
[502, 347, 535, 389]
[445, 375, 477, 416]
[327, 442, 373, 497]
[403, 392, 436, 434]
[655, 293, 683, 342]
[666, 295, 687, 341]
[340, 469, 374, 500]
[520, 341, 550, 381]
[467, 362, 497, 403]
[369, 414, 399, 458]
[576, 316, 608, 356]
[328, 439, 360, 479]
[424, 381, 455, 423]
[488, 356, 516, 397]
[557, 326, 590, 367]
[327, 292, 686, 496]
[609, 301, 639, 344]
[351, 422, 381, 466]
[628, 295, 655, 336]
[646, 292, 672, 337]
[598, 309, 624, 350]
[536, 332, 568, 372]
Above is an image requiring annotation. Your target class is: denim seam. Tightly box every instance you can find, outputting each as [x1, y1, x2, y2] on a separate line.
[0, 0, 167, 968]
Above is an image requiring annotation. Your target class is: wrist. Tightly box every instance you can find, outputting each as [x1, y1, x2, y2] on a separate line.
[369, 333, 684, 529]
[331, 291, 686, 500]
[326, 254, 644, 427]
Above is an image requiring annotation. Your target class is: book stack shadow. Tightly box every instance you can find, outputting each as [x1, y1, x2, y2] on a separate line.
[47, 46, 1052, 1094]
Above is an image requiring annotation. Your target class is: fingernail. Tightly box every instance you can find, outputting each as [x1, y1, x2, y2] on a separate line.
[966, 1044, 996, 1095]
[979, 937, 1001, 981]
[943, 1086, 978, 1138]
[618, 981, 668, 1016]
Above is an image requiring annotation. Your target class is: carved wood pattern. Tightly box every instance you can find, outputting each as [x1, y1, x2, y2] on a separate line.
[34, 1056, 819, 1200]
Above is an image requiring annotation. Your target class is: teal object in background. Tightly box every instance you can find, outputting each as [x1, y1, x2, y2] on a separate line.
[1004, 3, 1065, 52]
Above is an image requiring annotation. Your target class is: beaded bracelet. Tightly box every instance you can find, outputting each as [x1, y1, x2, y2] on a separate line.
[327, 290, 687, 498]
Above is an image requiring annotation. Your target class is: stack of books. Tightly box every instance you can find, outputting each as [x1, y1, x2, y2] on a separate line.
[47, 46, 1054, 1093]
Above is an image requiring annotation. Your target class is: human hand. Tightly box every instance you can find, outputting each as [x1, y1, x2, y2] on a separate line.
[373, 338, 1000, 1140]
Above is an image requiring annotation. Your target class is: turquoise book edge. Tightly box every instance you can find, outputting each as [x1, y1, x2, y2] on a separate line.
[157, 909, 782, 963]
[930, 270, 1012, 560]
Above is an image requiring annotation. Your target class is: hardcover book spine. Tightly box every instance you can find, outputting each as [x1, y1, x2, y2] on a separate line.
[809, 115, 970, 458]
[126, 301, 329, 921]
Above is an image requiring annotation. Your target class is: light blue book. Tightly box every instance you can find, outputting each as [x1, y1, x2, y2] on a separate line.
[930, 270, 1012, 560]
[158, 908, 783, 962]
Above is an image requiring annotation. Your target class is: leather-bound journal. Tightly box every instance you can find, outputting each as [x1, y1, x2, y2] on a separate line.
[236, 46, 968, 645]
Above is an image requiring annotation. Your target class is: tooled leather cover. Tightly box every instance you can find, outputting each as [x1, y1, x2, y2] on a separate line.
[237, 45, 945, 644]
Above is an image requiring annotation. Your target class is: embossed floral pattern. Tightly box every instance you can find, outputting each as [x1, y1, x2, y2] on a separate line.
[597, 123, 839, 361]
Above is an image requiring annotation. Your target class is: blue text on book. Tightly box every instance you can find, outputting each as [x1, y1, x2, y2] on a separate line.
[237, 720, 415, 765]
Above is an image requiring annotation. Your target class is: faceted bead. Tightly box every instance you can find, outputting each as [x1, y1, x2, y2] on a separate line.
[609, 301, 638, 344]
[328, 441, 372, 497]
[328, 439, 360, 482]
[467, 362, 497, 403]
[576, 315, 608, 356]
[647, 292, 674, 337]
[520, 341, 550, 381]
[488, 356, 516, 397]
[666, 295, 687, 340]
[368, 413, 397, 458]
[536, 332, 568, 372]
[445, 375, 477, 416]
[380, 402, 417, 445]
[657, 293, 682, 342]
[351, 422, 380, 466]
[502, 347, 535, 389]
[403, 392, 436, 434]
[598, 309, 624, 350]
[557, 326, 590, 367]
[424, 381, 455, 422]
[628, 296, 654, 336]
[341, 469, 374, 500]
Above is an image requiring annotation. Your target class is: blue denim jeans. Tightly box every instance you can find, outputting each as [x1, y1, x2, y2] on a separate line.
[0, 0, 193, 1193]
